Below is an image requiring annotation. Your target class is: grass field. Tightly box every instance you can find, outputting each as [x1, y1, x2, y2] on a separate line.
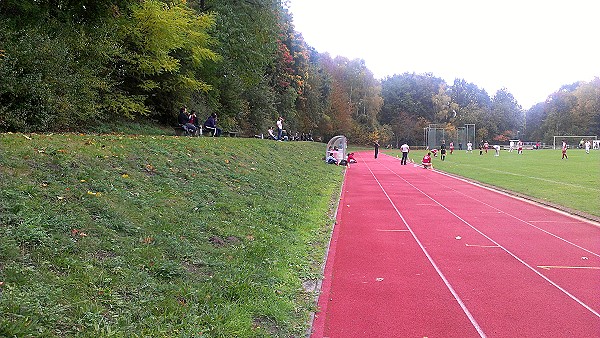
[383, 147, 600, 218]
[0, 133, 344, 337]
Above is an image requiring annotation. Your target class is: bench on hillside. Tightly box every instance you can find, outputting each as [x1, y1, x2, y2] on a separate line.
[173, 125, 201, 137]
[226, 131, 239, 137]
[203, 126, 217, 136]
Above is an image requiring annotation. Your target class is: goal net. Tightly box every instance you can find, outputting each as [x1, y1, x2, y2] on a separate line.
[426, 124, 475, 150]
[553, 135, 597, 149]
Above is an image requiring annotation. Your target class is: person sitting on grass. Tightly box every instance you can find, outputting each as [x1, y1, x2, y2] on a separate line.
[325, 152, 339, 165]
[422, 152, 433, 169]
[267, 127, 277, 140]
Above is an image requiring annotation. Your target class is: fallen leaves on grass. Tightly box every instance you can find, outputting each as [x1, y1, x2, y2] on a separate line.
[144, 164, 156, 175]
[70, 229, 88, 237]
[141, 236, 155, 244]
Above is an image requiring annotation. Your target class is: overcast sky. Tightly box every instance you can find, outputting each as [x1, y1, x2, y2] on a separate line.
[287, 0, 600, 109]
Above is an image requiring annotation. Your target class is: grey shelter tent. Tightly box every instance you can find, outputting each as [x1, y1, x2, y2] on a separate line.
[326, 135, 347, 163]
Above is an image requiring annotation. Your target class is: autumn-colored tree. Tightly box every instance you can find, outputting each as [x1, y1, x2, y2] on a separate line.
[524, 78, 600, 143]
[572, 77, 600, 135]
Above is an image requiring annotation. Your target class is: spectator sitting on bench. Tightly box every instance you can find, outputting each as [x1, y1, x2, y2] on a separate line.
[189, 110, 200, 131]
[203, 113, 222, 136]
[178, 107, 197, 135]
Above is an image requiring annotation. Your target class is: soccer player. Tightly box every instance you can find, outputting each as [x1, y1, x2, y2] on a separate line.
[585, 140, 591, 154]
[440, 141, 447, 161]
[422, 152, 432, 169]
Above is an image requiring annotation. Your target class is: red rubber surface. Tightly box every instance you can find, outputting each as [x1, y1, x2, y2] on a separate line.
[310, 152, 600, 337]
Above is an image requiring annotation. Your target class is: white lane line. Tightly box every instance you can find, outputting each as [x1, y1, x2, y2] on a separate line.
[432, 169, 600, 227]
[364, 160, 487, 338]
[538, 266, 600, 270]
[528, 221, 585, 224]
[380, 163, 600, 319]
[465, 244, 500, 248]
[431, 172, 600, 258]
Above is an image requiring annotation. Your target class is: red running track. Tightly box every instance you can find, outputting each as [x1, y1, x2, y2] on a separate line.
[310, 152, 600, 338]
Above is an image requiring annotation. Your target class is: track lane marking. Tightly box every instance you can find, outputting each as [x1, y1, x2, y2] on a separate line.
[465, 244, 500, 248]
[377, 158, 600, 319]
[364, 157, 487, 338]
[538, 266, 600, 270]
[427, 170, 600, 257]
[528, 220, 585, 224]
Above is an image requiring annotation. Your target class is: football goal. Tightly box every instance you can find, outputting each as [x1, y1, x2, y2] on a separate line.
[553, 135, 597, 149]
[425, 124, 475, 150]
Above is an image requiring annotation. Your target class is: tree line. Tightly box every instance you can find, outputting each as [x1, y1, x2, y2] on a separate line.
[1, 0, 598, 145]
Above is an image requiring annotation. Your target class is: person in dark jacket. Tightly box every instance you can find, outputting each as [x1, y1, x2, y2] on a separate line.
[178, 107, 197, 134]
[203, 113, 222, 136]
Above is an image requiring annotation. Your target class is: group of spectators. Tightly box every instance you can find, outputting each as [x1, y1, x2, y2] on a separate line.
[178, 110, 316, 142]
[177, 107, 222, 136]
[325, 146, 357, 166]
[261, 117, 314, 142]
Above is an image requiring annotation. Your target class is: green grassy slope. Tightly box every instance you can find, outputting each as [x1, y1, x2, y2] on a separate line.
[0, 134, 344, 337]
[384, 147, 600, 218]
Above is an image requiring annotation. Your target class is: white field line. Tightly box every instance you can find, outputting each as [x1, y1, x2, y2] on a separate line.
[364, 160, 487, 338]
[527, 220, 585, 224]
[380, 162, 600, 318]
[432, 169, 600, 227]
[448, 162, 599, 192]
[429, 171, 600, 258]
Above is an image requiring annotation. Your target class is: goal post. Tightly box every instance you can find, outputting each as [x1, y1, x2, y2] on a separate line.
[553, 135, 598, 149]
[465, 124, 475, 145]
[425, 124, 475, 149]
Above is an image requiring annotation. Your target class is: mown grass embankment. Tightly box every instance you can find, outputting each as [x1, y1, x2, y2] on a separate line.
[384, 148, 600, 219]
[0, 133, 344, 337]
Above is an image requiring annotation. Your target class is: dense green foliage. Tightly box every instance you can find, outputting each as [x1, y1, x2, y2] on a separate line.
[384, 147, 600, 218]
[1, 1, 598, 143]
[0, 133, 344, 337]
